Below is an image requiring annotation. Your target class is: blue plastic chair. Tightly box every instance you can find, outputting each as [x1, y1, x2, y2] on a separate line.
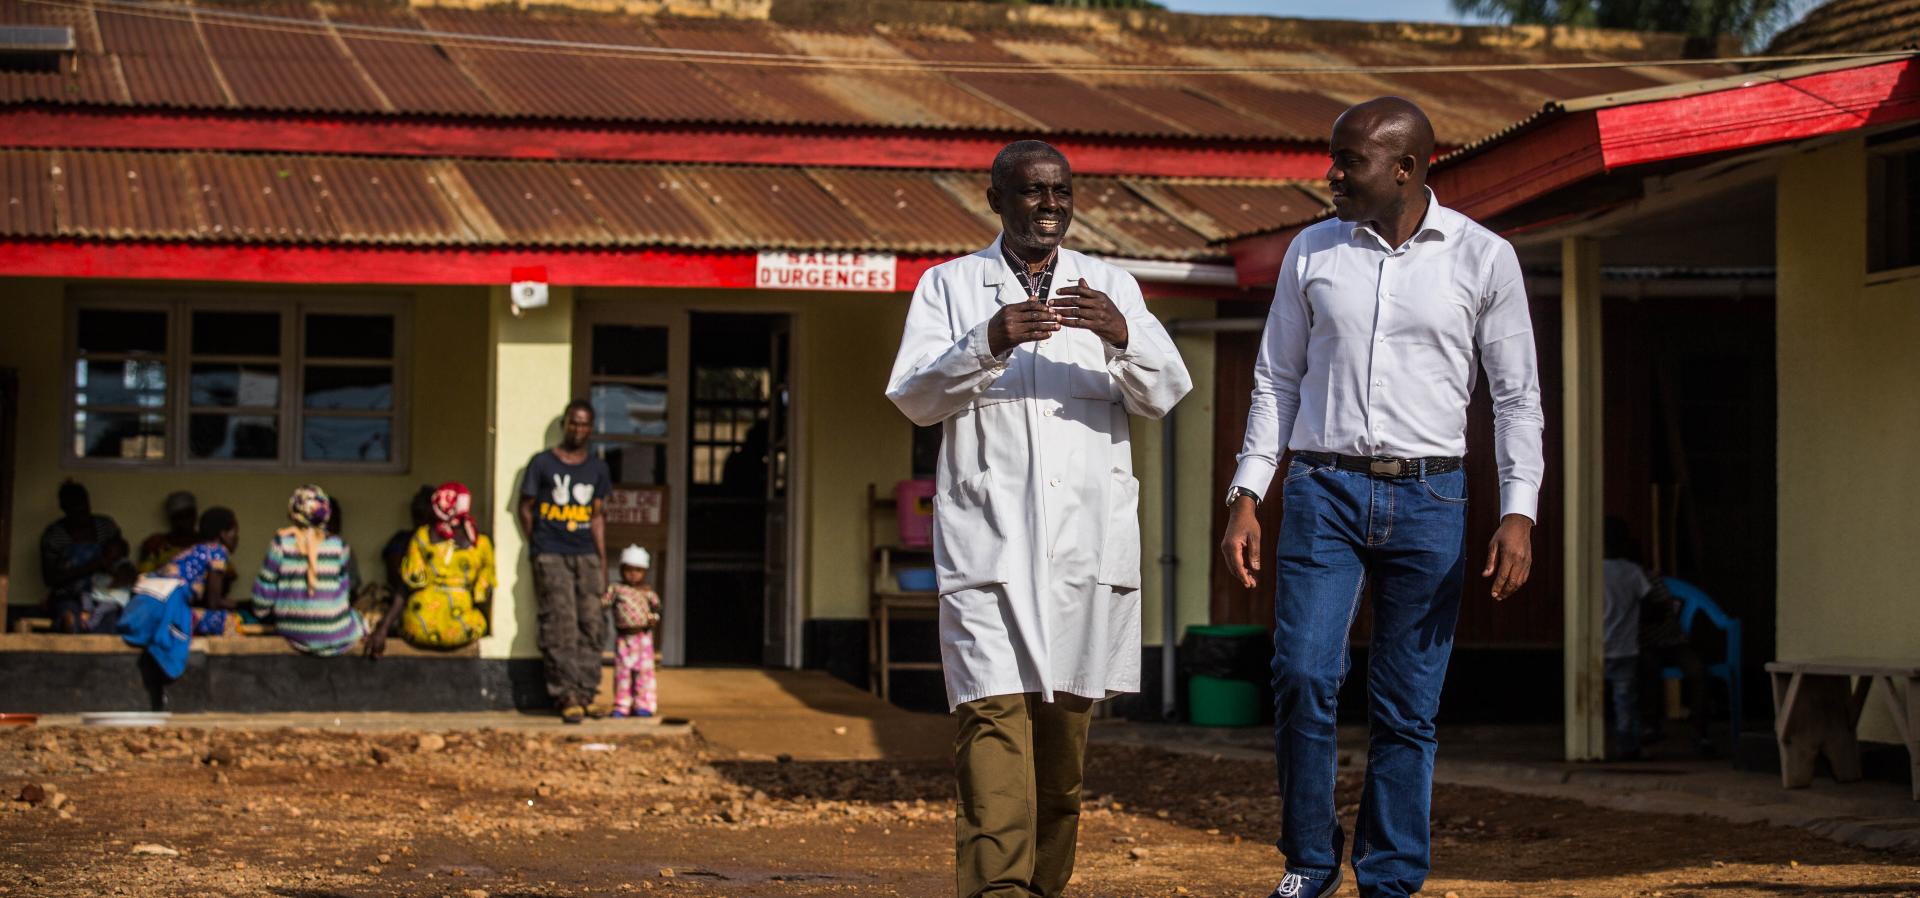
[1660, 576, 1742, 756]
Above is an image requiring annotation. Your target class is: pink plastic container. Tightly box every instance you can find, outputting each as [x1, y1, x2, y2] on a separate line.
[894, 479, 937, 548]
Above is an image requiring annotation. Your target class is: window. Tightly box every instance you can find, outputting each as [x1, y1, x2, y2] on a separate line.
[69, 293, 408, 469]
[585, 323, 670, 485]
[1869, 133, 1920, 274]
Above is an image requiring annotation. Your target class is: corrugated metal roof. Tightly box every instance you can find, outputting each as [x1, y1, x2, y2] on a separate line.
[1769, 0, 1920, 55]
[0, 148, 1318, 259]
[0, 0, 1740, 141]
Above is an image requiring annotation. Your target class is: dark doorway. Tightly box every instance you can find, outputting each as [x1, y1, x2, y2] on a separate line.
[0, 369, 14, 604]
[683, 313, 791, 666]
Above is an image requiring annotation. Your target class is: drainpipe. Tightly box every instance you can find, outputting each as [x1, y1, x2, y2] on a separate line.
[1160, 316, 1266, 721]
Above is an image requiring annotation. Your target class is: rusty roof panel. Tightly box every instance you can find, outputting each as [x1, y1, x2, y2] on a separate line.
[453, 158, 611, 245]
[644, 20, 865, 126]
[307, 155, 474, 243]
[412, 8, 628, 120]
[0, 151, 55, 236]
[560, 162, 723, 247]
[95, 5, 229, 108]
[0, 0, 121, 105]
[187, 152, 337, 240]
[1134, 180, 1328, 239]
[1194, 82, 1353, 140]
[193, 0, 383, 112]
[1771, 0, 1920, 54]
[9, 148, 1329, 259]
[323, 5, 494, 116]
[669, 164, 875, 248]
[527, 15, 753, 122]
[58, 150, 199, 239]
[807, 167, 994, 253]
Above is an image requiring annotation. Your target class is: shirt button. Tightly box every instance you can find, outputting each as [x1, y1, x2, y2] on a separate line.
[1374, 379, 1384, 387]
[1048, 477, 1061, 487]
[1376, 335, 1386, 343]
[1043, 407, 1056, 417]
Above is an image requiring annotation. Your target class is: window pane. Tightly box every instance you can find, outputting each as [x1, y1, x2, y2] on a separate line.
[77, 309, 166, 355]
[305, 314, 393, 359]
[188, 413, 279, 460]
[190, 363, 280, 408]
[593, 440, 665, 485]
[75, 359, 166, 408]
[191, 310, 279, 357]
[74, 411, 165, 459]
[590, 325, 668, 379]
[304, 365, 394, 411]
[591, 384, 667, 437]
[303, 415, 392, 462]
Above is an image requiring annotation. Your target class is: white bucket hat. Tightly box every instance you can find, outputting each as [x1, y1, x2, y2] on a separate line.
[619, 544, 652, 569]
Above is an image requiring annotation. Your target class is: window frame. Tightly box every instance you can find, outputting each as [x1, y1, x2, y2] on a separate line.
[64, 289, 412, 473]
[1867, 130, 1920, 278]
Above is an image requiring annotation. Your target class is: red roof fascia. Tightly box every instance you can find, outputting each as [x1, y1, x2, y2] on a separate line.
[0, 240, 1243, 299]
[1226, 57, 1920, 287]
[0, 107, 1329, 180]
[1594, 57, 1920, 167]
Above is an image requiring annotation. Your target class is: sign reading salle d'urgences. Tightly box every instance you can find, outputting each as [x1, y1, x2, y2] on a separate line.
[755, 251, 896, 291]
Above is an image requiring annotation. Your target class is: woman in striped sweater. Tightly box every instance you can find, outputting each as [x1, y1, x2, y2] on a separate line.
[252, 484, 366, 657]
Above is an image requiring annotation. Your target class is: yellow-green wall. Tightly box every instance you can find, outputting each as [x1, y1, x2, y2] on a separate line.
[1, 279, 490, 606]
[6, 279, 1221, 664]
[1776, 138, 1920, 744]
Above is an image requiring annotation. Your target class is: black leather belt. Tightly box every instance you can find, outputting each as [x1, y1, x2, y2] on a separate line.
[1295, 451, 1462, 478]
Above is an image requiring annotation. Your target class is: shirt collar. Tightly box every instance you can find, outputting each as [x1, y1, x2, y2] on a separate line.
[1352, 187, 1454, 251]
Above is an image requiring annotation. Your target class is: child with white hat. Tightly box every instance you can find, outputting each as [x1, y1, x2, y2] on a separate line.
[602, 544, 662, 717]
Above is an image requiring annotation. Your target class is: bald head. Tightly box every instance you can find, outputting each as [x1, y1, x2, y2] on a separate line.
[1336, 97, 1435, 179]
[1326, 97, 1436, 232]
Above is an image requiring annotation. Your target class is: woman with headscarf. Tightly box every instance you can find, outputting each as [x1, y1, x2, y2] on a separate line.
[252, 484, 365, 657]
[366, 481, 493, 656]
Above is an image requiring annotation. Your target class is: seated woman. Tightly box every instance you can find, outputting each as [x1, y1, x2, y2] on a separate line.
[119, 507, 239, 681]
[251, 485, 365, 657]
[40, 480, 122, 633]
[367, 482, 492, 655]
[137, 491, 199, 575]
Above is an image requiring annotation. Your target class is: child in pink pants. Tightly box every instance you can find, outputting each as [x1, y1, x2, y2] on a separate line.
[604, 544, 661, 718]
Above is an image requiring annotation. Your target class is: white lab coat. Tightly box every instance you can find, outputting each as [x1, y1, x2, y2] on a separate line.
[886, 237, 1192, 709]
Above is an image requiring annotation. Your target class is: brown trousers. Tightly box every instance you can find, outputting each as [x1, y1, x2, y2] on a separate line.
[954, 692, 1096, 898]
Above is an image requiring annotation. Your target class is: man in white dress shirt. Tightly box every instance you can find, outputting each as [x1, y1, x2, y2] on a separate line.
[1220, 99, 1544, 898]
[888, 140, 1191, 898]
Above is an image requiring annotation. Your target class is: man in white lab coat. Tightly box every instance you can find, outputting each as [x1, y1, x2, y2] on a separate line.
[887, 140, 1191, 898]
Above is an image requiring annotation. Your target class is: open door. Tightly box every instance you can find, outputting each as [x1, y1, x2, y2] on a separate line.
[762, 320, 793, 668]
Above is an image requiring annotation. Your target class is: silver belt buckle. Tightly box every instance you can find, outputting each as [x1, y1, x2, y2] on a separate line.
[1369, 457, 1403, 477]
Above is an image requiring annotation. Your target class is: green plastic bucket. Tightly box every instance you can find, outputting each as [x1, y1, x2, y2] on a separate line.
[1184, 624, 1269, 727]
[1188, 675, 1260, 727]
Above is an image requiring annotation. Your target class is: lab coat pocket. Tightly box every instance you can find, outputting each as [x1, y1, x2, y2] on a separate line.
[1098, 469, 1142, 590]
[1067, 334, 1117, 401]
[934, 469, 1009, 593]
[974, 365, 1022, 407]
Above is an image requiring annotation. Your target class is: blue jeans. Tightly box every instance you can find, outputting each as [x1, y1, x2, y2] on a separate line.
[1270, 458, 1467, 898]
[1605, 656, 1640, 756]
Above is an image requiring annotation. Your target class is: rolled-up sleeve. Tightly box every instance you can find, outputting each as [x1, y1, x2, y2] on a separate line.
[1230, 240, 1310, 503]
[1477, 242, 1545, 521]
[886, 270, 1012, 427]
[1101, 274, 1190, 420]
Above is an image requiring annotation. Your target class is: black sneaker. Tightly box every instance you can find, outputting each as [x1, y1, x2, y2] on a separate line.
[1269, 866, 1342, 898]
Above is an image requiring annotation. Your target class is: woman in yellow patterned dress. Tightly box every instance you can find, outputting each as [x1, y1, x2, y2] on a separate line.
[367, 481, 492, 654]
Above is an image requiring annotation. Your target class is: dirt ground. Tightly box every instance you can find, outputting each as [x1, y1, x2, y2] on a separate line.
[2, 725, 1917, 898]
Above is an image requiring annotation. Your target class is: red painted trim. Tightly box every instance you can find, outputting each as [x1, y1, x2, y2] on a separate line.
[1598, 59, 1920, 168]
[0, 107, 1330, 179]
[0, 239, 1245, 300]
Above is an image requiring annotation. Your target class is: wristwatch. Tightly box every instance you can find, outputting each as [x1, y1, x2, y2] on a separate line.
[1225, 486, 1260, 508]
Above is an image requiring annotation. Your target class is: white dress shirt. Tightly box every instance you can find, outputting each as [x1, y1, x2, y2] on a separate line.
[1230, 189, 1545, 520]
[887, 236, 1191, 708]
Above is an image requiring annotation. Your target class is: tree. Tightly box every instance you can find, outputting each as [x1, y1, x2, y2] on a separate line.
[1450, 0, 1796, 47]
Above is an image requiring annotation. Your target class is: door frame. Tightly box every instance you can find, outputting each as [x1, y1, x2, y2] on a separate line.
[572, 301, 691, 667]
[575, 294, 807, 670]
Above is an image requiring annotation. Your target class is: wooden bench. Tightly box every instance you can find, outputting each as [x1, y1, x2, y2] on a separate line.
[1765, 659, 1919, 800]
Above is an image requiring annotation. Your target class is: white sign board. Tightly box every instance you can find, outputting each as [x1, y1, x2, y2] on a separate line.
[755, 251, 897, 292]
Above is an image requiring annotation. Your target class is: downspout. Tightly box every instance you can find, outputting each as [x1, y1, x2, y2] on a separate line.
[1160, 316, 1266, 721]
